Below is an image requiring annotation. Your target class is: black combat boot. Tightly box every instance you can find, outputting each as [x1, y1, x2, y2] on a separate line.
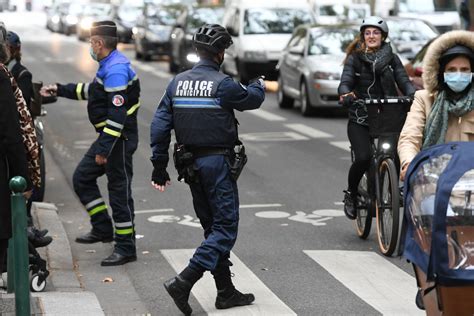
[215, 288, 255, 309]
[75, 231, 113, 244]
[27, 226, 52, 248]
[163, 275, 193, 315]
[343, 190, 357, 220]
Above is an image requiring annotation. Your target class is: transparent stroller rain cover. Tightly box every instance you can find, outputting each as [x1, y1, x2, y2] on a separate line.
[403, 142, 474, 285]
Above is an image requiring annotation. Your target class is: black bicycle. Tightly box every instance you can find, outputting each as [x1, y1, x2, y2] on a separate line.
[352, 96, 412, 256]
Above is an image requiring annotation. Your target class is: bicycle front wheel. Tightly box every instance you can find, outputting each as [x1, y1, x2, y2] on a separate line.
[355, 172, 373, 239]
[376, 158, 400, 256]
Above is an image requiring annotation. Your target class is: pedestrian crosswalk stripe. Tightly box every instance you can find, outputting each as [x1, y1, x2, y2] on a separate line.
[161, 249, 296, 315]
[303, 250, 424, 315]
[285, 124, 332, 138]
[330, 141, 351, 152]
[248, 109, 287, 122]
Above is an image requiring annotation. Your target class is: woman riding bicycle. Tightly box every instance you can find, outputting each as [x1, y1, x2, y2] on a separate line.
[338, 16, 415, 220]
[399, 30, 474, 181]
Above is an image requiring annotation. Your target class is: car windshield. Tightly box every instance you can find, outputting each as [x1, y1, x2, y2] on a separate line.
[244, 8, 313, 35]
[147, 5, 180, 25]
[83, 4, 111, 16]
[118, 5, 142, 22]
[308, 28, 357, 56]
[188, 7, 225, 33]
[387, 19, 438, 42]
[399, 0, 457, 12]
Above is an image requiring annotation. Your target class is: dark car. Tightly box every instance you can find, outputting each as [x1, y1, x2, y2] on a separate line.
[111, 3, 143, 43]
[76, 3, 112, 41]
[169, 5, 225, 73]
[133, 3, 182, 61]
[59, 2, 83, 35]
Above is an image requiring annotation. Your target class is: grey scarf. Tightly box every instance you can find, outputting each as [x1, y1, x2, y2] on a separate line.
[422, 88, 474, 149]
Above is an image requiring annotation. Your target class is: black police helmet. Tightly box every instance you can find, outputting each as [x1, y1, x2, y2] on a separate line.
[439, 44, 474, 65]
[193, 24, 233, 54]
[6, 31, 20, 47]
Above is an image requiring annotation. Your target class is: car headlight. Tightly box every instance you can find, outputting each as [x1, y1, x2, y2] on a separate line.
[244, 50, 266, 61]
[51, 15, 60, 24]
[313, 71, 340, 80]
[80, 18, 93, 30]
[65, 15, 78, 25]
[186, 53, 200, 63]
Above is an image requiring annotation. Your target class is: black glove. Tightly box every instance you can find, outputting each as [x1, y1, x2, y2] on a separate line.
[249, 76, 265, 89]
[151, 160, 170, 185]
[342, 94, 355, 107]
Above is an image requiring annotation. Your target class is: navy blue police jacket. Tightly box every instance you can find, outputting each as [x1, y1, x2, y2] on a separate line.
[150, 59, 265, 166]
[57, 49, 140, 156]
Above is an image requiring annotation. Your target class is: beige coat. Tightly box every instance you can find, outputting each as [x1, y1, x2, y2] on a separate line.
[398, 30, 474, 168]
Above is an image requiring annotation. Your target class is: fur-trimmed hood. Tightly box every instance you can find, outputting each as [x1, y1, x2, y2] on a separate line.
[422, 30, 474, 93]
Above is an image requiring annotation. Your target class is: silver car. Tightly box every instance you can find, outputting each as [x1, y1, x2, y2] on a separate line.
[277, 24, 357, 116]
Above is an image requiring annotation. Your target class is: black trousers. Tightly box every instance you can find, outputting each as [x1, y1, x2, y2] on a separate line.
[347, 121, 371, 196]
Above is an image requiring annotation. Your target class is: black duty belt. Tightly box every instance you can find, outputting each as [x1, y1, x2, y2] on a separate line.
[191, 147, 230, 158]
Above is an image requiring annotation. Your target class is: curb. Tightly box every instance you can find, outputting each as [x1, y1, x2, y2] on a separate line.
[32, 202, 104, 315]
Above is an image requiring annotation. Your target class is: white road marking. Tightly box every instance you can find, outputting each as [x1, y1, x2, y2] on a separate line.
[334, 202, 344, 206]
[285, 124, 332, 138]
[255, 211, 291, 218]
[304, 250, 424, 316]
[240, 132, 309, 142]
[330, 141, 351, 152]
[135, 208, 174, 215]
[248, 109, 287, 121]
[240, 204, 282, 209]
[132, 61, 172, 79]
[161, 249, 296, 315]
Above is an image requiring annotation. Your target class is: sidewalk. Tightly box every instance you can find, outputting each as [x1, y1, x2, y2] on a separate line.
[0, 156, 104, 315]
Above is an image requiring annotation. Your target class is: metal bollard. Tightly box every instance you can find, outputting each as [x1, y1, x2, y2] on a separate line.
[8, 176, 31, 316]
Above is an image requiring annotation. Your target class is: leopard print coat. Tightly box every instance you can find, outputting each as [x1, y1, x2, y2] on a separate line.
[0, 64, 41, 187]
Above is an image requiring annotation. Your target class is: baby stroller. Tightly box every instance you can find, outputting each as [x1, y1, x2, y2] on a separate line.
[1, 228, 51, 292]
[402, 141, 474, 315]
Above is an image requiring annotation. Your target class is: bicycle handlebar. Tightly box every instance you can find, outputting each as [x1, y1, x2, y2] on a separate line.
[354, 96, 413, 106]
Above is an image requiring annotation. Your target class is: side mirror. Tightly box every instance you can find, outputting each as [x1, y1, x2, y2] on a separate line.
[289, 45, 304, 55]
[226, 26, 238, 37]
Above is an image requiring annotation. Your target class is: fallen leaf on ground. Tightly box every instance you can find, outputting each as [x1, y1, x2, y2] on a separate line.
[102, 277, 114, 283]
[142, 251, 149, 254]
[85, 249, 96, 253]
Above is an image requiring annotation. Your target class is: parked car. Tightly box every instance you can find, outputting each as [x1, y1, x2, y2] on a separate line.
[169, 4, 225, 73]
[385, 17, 438, 61]
[222, 0, 315, 83]
[111, 3, 143, 43]
[277, 24, 357, 116]
[76, 3, 112, 41]
[404, 37, 436, 90]
[133, 3, 182, 61]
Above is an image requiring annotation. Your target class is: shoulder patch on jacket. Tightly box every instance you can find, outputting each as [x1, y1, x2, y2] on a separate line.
[112, 94, 124, 107]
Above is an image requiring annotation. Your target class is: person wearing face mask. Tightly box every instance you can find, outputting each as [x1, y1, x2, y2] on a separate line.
[399, 30, 474, 181]
[338, 16, 416, 220]
[39, 21, 141, 266]
[150, 24, 265, 315]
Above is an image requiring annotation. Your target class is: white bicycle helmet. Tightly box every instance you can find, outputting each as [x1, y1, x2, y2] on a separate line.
[360, 16, 389, 34]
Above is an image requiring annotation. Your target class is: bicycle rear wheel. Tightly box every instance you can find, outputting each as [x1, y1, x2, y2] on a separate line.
[376, 158, 400, 256]
[355, 172, 373, 239]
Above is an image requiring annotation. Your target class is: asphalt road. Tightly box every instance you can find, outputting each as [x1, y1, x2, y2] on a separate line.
[7, 11, 424, 316]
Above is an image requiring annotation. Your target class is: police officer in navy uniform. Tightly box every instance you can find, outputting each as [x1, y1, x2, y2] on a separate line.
[40, 21, 140, 266]
[150, 24, 265, 315]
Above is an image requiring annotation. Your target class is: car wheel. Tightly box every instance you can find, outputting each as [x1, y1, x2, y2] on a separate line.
[135, 50, 142, 60]
[277, 76, 294, 109]
[300, 80, 313, 116]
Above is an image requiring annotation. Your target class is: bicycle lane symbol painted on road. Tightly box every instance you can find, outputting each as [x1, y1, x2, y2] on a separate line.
[147, 214, 201, 228]
[255, 209, 345, 226]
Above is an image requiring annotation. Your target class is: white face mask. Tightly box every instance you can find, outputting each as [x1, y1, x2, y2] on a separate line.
[89, 46, 98, 61]
[444, 72, 473, 92]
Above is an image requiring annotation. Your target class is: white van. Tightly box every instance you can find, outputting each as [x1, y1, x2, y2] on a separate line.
[222, 0, 315, 82]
